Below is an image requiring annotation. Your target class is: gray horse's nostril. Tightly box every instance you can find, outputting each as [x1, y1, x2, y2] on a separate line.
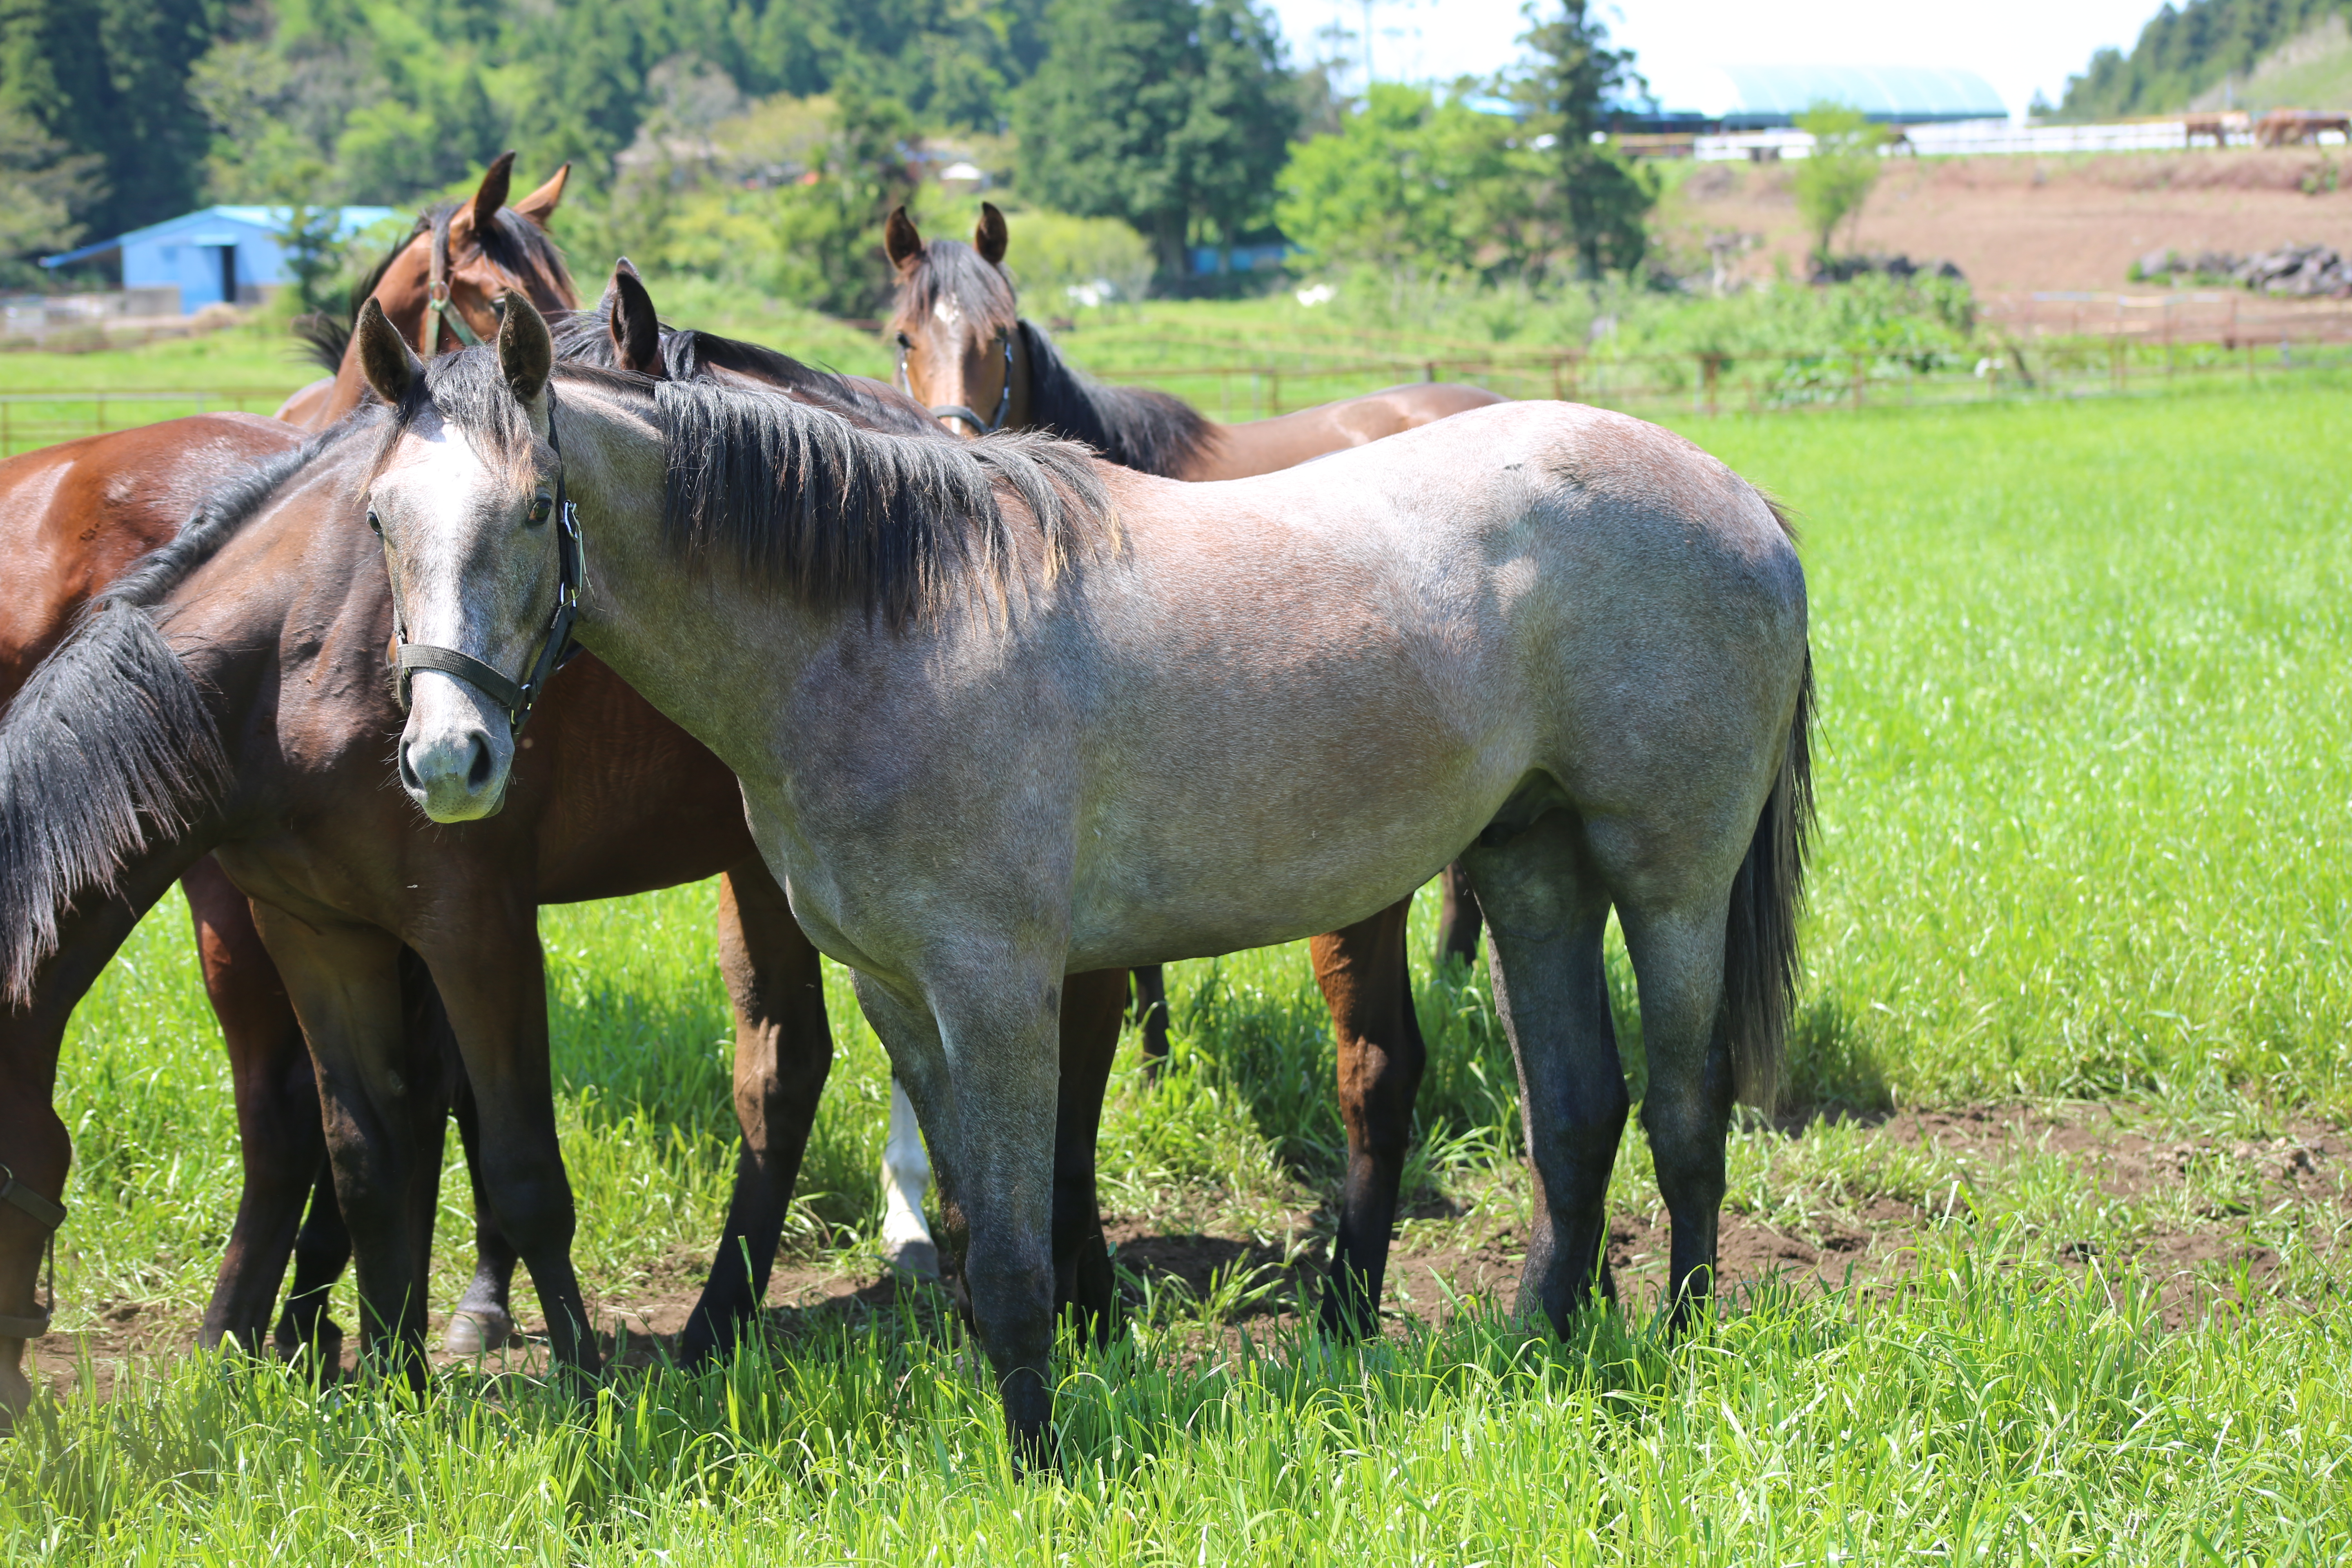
[465, 732, 495, 791]
[399, 745, 423, 793]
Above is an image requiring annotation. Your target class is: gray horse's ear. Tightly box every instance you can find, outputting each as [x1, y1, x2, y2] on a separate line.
[884, 206, 924, 273]
[608, 258, 663, 377]
[975, 202, 1008, 266]
[470, 150, 517, 236]
[498, 292, 553, 403]
[355, 297, 423, 405]
[513, 161, 570, 225]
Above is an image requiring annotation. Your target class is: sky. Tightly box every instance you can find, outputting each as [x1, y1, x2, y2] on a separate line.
[1260, 0, 2174, 120]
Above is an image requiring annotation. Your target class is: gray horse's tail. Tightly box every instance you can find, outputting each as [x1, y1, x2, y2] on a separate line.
[1721, 645, 1815, 1111]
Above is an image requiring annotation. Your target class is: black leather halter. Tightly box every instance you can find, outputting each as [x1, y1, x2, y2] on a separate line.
[900, 331, 1012, 433]
[389, 394, 584, 736]
[425, 209, 487, 356]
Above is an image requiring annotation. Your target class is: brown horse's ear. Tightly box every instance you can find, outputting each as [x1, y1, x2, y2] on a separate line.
[498, 293, 553, 403]
[470, 151, 517, 236]
[884, 206, 925, 273]
[513, 161, 570, 225]
[974, 202, 1008, 266]
[608, 258, 663, 377]
[355, 297, 423, 405]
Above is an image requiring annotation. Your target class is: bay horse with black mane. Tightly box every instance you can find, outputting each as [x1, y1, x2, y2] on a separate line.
[365, 285, 1812, 1466]
[274, 153, 576, 430]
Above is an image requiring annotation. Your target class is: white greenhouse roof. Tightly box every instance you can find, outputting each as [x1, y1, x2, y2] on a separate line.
[1651, 64, 2009, 128]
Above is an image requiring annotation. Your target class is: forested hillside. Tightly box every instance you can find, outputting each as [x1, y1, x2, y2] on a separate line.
[1, 0, 1668, 316]
[0, 0, 1058, 267]
[2056, 0, 2352, 118]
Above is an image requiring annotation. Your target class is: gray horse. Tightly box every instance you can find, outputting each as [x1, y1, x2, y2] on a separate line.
[352, 281, 1813, 1466]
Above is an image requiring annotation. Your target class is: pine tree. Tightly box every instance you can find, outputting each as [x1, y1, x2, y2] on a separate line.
[1510, 0, 1655, 281]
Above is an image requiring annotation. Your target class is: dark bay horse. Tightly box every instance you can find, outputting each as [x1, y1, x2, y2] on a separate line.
[367, 293, 1813, 1464]
[0, 292, 1139, 1422]
[0, 181, 581, 1365]
[273, 154, 575, 431]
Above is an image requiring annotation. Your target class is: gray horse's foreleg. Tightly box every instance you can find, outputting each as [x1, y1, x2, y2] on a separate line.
[1460, 815, 1626, 1334]
[852, 968, 1060, 1470]
[1616, 900, 1735, 1325]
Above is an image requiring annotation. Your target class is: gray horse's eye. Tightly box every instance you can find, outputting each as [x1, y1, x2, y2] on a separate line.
[526, 495, 553, 526]
[366, 509, 382, 535]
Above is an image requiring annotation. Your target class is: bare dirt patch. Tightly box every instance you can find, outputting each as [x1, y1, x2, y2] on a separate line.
[28, 1104, 2349, 1398]
[1668, 151, 2352, 296]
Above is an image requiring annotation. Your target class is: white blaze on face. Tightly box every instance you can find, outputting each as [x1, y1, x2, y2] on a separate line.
[374, 421, 530, 822]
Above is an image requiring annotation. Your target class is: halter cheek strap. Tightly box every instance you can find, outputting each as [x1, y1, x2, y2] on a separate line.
[426, 211, 488, 356]
[900, 332, 1013, 434]
[0, 1163, 65, 1341]
[390, 393, 585, 736]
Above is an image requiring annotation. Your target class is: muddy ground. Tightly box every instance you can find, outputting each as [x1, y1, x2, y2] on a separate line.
[1666, 150, 2352, 297]
[29, 1102, 2350, 1400]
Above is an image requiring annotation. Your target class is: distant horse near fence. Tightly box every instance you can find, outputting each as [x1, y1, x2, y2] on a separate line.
[2256, 109, 2352, 147]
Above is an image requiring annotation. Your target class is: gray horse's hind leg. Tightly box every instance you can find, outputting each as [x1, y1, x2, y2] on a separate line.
[1615, 900, 1735, 1325]
[851, 969, 1061, 1470]
[1459, 813, 1626, 1332]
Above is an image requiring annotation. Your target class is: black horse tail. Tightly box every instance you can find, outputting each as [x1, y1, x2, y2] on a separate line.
[1721, 645, 1815, 1112]
[0, 603, 230, 1005]
[294, 310, 349, 375]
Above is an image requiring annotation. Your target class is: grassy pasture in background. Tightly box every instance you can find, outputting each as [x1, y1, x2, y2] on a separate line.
[4, 383, 2349, 1559]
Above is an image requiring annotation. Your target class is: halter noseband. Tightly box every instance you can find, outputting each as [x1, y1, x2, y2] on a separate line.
[899, 330, 1013, 434]
[425, 209, 488, 356]
[390, 392, 584, 736]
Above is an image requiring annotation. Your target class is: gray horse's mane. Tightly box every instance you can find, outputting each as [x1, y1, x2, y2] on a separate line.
[408, 349, 1113, 626]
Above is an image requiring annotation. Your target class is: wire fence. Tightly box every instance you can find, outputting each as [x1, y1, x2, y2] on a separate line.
[0, 389, 297, 459]
[7, 298, 2351, 458]
[1089, 333, 2352, 423]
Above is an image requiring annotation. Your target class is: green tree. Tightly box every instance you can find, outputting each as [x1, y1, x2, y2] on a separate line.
[1510, 0, 1655, 281]
[757, 84, 919, 313]
[1016, 0, 1296, 282]
[1791, 101, 1884, 266]
[1277, 82, 1519, 277]
[275, 199, 345, 315]
[0, 107, 103, 285]
[0, 0, 219, 244]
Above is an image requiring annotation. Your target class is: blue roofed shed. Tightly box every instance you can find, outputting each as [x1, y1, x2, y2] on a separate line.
[42, 206, 398, 313]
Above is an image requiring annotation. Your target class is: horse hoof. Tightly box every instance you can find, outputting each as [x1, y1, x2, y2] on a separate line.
[884, 1239, 939, 1281]
[443, 1308, 517, 1356]
[274, 1317, 345, 1366]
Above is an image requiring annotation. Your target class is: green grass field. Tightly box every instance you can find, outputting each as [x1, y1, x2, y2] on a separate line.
[1, 384, 2348, 1561]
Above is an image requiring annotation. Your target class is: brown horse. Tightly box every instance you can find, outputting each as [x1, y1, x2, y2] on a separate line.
[0, 295, 1143, 1421]
[273, 154, 574, 430]
[0, 170, 578, 1365]
[878, 204, 1501, 1317]
[882, 204, 1506, 478]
